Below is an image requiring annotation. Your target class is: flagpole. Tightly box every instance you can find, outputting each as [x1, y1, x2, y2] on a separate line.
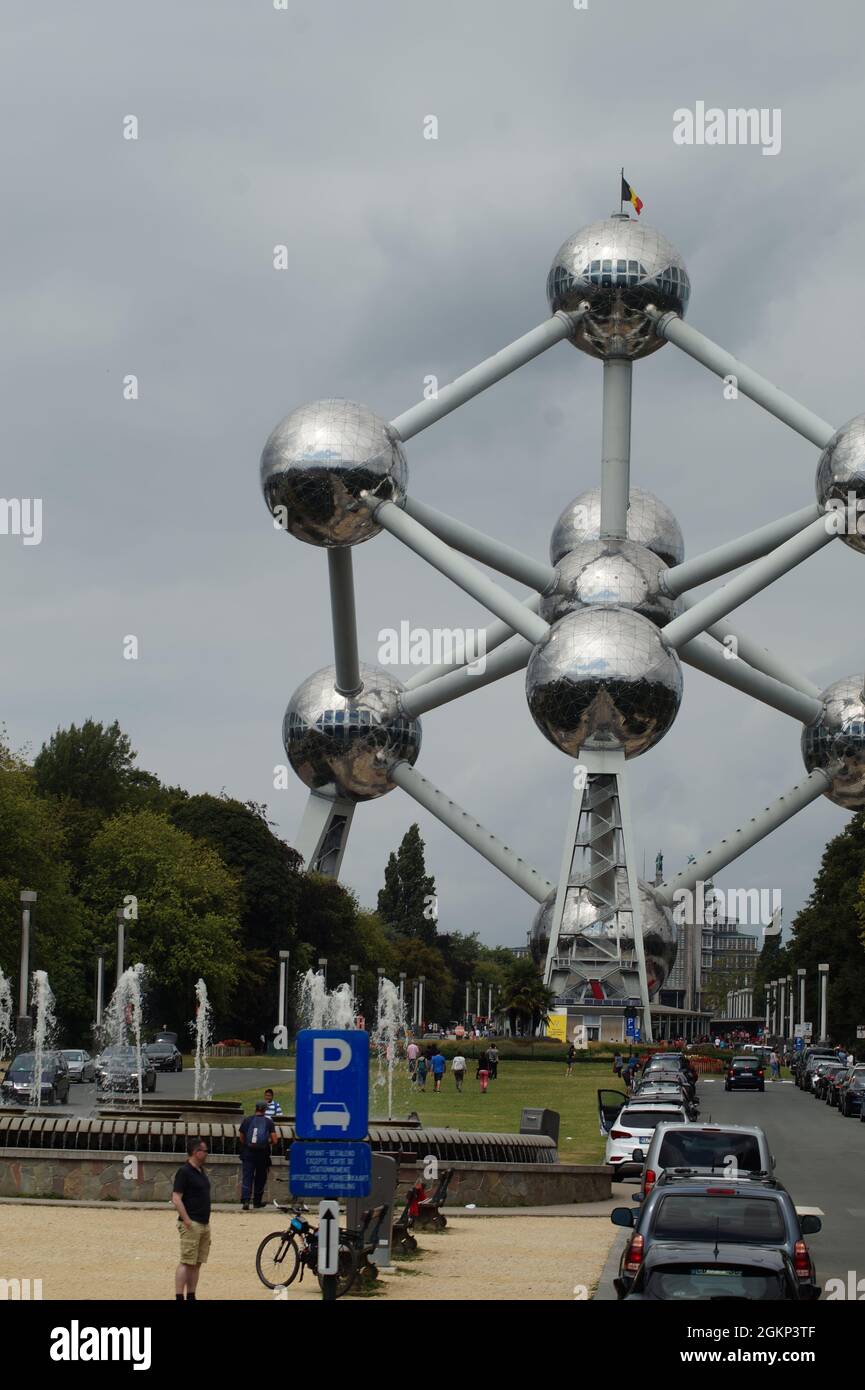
[620, 167, 624, 214]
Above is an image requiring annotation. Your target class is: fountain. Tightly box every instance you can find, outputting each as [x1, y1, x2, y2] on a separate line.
[0, 969, 14, 1065]
[29, 971, 57, 1108]
[192, 978, 213, 1101]
[297, 969, 356, 1031]
[99, 963, 146, 1106]
[371, 976, 407, 1121]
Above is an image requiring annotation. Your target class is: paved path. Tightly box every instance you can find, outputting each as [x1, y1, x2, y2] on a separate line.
[55, 1065, 294, 1113]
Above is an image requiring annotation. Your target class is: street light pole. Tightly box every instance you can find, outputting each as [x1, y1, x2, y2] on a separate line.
[797, 968, 806, 1036]
[18, 890, 37, 1049]
[318, 957, 327, 986]
[116, 907, 126, 984]
[96, 955, 105, 1029]
[350, 964, 359, 1001]
[278, 950, 290, 1035]
[818, 963, 829, 1042]
[398, 972, 406, 1008]
[417, 975, 426, 1032]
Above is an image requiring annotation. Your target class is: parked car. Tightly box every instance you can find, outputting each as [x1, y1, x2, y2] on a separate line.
[610, 1173, 821, 1298]
[1, 1051, 71, 1106]
[60, 1049, 97, 1083]
[837, 1067, 865, 1116]
[144, 1042, 183, 1073]
[630, 1081, 700, 1119]
[95, 1046, 157, 1093]
[598, 1091, 692, 1178]
[638, 1122, 774, 1199]
[811, 1060, 846, 1101]
[725, 1056, 765, 1092]
[620, 1242, 820, 1301]
[817, 1063, 849, 1104]
[795, 1047, 838, 1091]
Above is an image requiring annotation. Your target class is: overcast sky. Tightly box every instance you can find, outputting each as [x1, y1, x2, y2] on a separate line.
[3, 0, 865, 954]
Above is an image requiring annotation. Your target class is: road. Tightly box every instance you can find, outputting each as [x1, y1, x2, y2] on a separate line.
[56, 1065, 294, 1113]
[595, 1076, 865, 1298]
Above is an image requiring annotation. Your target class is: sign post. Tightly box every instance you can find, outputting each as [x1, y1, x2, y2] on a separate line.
[290, 1029, 372, 1301]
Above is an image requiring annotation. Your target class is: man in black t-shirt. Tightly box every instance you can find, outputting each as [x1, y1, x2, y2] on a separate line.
[171, 1137, 211, 1301]
[238, 1101, 277, 1210]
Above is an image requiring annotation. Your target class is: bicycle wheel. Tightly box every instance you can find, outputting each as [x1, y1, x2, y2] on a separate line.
[256, 1231, 300, 1290]
[317, 1243, 358, 1298]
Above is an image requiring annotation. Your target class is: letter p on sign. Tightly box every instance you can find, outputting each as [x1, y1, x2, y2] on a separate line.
[312, 1038, 352, 1093]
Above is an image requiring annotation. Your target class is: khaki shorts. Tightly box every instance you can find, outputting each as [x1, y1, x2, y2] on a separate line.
[178, 1219, 211, 1265]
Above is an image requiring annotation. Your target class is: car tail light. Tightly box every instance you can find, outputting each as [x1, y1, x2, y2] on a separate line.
[624, 1234, 644, 1273]
[756, 1069, 764, 1077]
[610, 1129, 629, 1140]
[793, 1241, 812, 1280]
[705, 1188, 736, 1195]
[644, 1168, 656, 1194]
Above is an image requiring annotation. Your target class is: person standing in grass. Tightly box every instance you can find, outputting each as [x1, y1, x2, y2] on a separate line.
[566, 1043, 577, 1077]
[452, 1052, 466, 1091]
[476, 1049, 491, 1093]
[613, 1051, 623, 1079]
[415, 1054, 428, 1090]
[487, 1043, 499, 1080]
[430, 1050, 446, 1093]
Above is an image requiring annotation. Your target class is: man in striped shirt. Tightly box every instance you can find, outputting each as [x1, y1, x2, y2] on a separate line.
[263, 1088, 283, 1118]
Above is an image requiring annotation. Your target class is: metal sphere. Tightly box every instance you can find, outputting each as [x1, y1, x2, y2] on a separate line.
[260, 399, 408, 547]
[526, 607, 683, 759]
[284, 663, 421, 801]
[815, 414, 865, 555]
[546, 216, 690, 360]
[531, 879, 677, 995]
[550, 486, 684, 569]
[801, 676, 865, 810]
[540, 538, 682, 628]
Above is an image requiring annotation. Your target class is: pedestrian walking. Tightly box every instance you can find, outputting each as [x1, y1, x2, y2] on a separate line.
[430, 1050, 446, 1092]
[613, 1051, 623, 1078]
[487, 1044, 499, 1080]
[566, 1043, 577, 1077]
[452, 1052, 466, 1091]
[171, 1137, 211, 1301]
[263, 1088, 282, 1118]
[238, 1101, 277, 1210]
[415, 1055, 428, 1090]
[406, 1040, 419, 1078]
[769, 1049, 780, 1082]
[476, 1049, 490, 1093]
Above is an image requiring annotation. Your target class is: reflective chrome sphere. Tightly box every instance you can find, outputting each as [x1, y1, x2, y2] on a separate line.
[547, 216, 690, 360]
[260, 399, 408, 547]
[550, 487, 684, 569]
[801, 676, 865, 810]
[815, 414, 865, 555]
[284, 663, 421, 801]
[540, 539, 682, 628]
[531, 878, 677, 995]
[526, 607, 683, 758]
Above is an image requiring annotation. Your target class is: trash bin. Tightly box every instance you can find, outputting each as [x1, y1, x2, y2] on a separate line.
[519, 1107, 560, 1146]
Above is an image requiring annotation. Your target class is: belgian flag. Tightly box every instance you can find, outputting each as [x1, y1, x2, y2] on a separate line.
[621, 174, 644, 216]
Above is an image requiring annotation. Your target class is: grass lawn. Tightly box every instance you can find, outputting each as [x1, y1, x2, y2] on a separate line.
[214, 1059, 618, 1165]
[180, 1055, 293, 1069]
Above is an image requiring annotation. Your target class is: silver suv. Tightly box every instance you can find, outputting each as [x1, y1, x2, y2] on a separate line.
[636, 1122, 775, 1199]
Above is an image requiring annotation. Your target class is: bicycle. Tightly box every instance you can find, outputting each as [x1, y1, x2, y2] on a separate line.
[255, 1202, 358, 1297]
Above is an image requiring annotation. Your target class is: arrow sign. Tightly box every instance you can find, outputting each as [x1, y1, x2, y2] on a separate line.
[318, 1200, 340, 1276]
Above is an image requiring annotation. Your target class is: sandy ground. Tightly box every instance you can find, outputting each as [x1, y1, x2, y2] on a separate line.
[0, 1204, 616, 1302]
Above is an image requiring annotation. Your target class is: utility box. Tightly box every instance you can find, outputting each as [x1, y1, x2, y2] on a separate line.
[346, 1152, 397, 1269]
[520, 1107, 560, 1146]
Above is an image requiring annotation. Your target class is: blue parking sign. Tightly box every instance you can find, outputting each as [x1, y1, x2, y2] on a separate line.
[295, 1030, 369, 1140]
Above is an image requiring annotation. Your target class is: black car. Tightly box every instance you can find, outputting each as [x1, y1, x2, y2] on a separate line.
[1, 1051, 71, 1106]
[144, 1042, 183, 1073]
[725, 1056, 765, 1092]
[838, 1068, 865, 1116]
[610, 1173, 821, 1298]
[621, 1242, 820, 1301]
[814, 1062, 847, 1103]
[796, 1047, 838, 1091]
[95, 1046, 157, 1093]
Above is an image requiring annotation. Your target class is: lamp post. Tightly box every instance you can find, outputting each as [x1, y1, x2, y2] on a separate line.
[398, 972, 406, 1008]
[318, 957, 327, 985]
[95, 955, 105, 1030]
[778, 977, 787, 1043]
[464, 981, 470, 1023]
[786, 974, 794, 1038]
[818, 963, 829, 1042]
[116, 907, 126, 984]
[350, 963, 359, 1000]
[417, 975, 426, 1032]
[277, 950, 290, 1036]
[476, 981, 482, 1019]
[797, 968, 806, 1037]
[17, 890, 37, 1049]
[764, 980, 771, 1036]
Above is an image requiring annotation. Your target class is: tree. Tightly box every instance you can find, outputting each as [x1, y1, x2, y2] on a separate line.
[33, 720, 138, 813]
[81, 809, 243, 1033]
[499, 956, 555, 1035]
[0, 750, 92, 1041]
[387, 936, 454, 1025]
[377, 824, 437, 945]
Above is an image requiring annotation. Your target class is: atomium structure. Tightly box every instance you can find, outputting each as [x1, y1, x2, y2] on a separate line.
[260, 210, 865, 1042]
